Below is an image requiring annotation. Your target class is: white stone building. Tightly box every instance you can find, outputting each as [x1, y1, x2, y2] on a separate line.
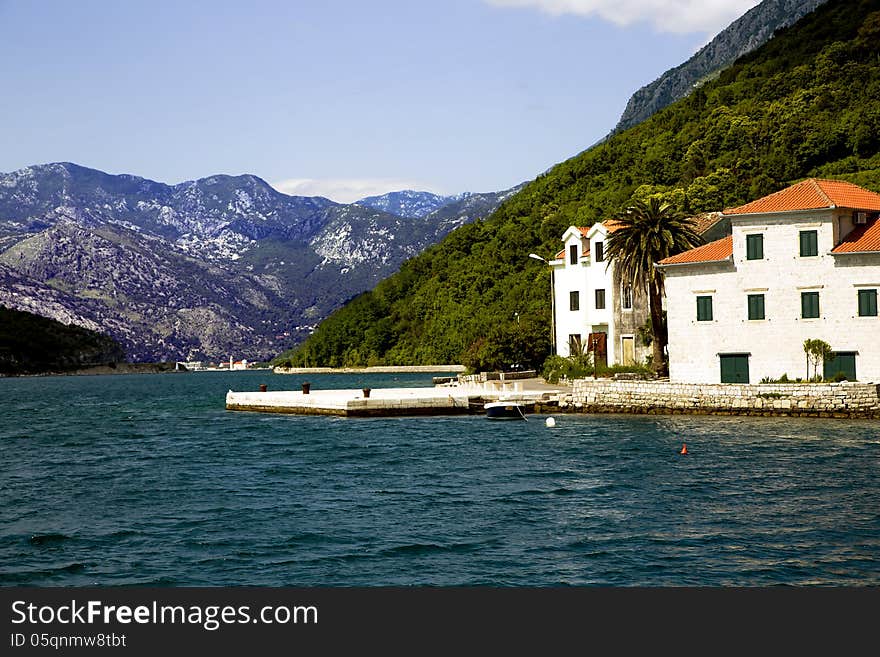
[546, 214, 729, 369]
[658, 178, 880, 383]
[549, 221, 650, 367]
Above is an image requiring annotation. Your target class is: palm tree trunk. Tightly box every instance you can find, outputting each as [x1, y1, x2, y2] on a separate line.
[649, 280, 666, 376]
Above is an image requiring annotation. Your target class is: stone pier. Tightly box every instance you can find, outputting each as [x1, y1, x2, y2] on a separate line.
[226, 380, 560, 417]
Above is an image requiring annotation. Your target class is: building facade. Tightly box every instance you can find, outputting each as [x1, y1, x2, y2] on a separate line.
[658, 179, 880, 383]
[550, 222, 651, 367]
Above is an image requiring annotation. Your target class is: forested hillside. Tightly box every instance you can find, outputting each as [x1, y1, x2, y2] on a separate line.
[274, 0, 880, 371]
[0, 306, 125, 374]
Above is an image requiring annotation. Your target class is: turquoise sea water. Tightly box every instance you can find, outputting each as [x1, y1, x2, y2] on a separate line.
[1, 370, 879, 586]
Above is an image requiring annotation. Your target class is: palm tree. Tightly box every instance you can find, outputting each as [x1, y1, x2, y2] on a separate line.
[604, 197, 703, 376]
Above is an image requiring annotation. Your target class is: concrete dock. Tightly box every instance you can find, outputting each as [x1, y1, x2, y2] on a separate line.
[225, 379, 564, 417]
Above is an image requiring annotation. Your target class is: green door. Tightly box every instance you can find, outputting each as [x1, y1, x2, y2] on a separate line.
[823, 352, 856, 381]
[720, 354, 750, 383]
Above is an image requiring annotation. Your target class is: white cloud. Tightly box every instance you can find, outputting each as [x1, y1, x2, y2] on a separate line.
[485, 0, 762, 35]
[270, 177, 442, 204]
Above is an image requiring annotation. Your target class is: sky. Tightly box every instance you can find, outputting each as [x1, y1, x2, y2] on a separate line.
[0, 0, 761, 202]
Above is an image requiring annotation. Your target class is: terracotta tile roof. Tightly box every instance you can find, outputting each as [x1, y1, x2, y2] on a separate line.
[554, 247, 591, 260]
[832, 218, 880, 253]
[658, 236, 733, 266]
[724, 179, 880, 215]
[691, 212, 723, 234]
[601, 219, 625, 233]
[554, 226, 593, 260]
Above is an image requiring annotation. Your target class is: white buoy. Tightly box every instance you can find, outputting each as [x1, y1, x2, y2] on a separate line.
[545, 417, 556, 428]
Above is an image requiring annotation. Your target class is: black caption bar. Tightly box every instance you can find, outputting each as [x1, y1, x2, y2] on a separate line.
[1, 587, 875, 653]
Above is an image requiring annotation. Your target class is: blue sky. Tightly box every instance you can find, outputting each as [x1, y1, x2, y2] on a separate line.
[0, 0, 759, 202]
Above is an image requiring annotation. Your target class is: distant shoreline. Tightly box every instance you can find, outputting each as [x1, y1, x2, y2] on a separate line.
[272, 365, 466, 375]
[2, 363, 465, 378]
[1, 362, 188, 378]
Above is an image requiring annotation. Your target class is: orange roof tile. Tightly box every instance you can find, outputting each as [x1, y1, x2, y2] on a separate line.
[690, 212, 723, 234]
[601, 219, 625, 233]
[724, 179, 880, 215]
[832, 218, 880, 254]
[556, 249, 591, 258]
[658, 236, 733, 266]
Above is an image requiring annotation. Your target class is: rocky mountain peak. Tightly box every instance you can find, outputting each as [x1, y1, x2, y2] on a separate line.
[612, 0, 829, 135]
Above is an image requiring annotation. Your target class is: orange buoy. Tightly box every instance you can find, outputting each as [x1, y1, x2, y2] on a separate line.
[680, 443, 688, 455]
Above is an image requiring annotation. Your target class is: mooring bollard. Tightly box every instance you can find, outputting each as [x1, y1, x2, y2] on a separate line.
[302, 382, 311, 394]
[259, 384, 267, 392]
[362, 388, 371, 398]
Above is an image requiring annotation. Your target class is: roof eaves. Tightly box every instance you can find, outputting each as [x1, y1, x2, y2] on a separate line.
[656, 255, 733, 268]
[722, 207, 831, 218]
[829, 249, 880, 255]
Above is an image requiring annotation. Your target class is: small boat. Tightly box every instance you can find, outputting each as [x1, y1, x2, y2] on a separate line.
[484, 399, 531, 420]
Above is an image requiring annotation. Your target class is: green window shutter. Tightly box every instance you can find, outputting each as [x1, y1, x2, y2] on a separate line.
[799, 230, 818, 257]
[746, 234, 763, 260]
[858, 289, 878, 317]
[720, 355, 750, 383]
[569, 291, 580, 311]
[595, 289, 605, 309]
[696, 296, 713, 321]
[801, 291, 819, 318]
[823, 352, 856, 381]
[747, 294, 765, 320]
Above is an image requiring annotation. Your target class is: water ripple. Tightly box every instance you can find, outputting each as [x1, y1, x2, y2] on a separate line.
[1, 372, 879, 585]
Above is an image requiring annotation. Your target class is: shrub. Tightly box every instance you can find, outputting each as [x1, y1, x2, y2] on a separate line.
[761, 373, 790, 383]
[541, 354, 593, 384]
[541, 355, 654, 383]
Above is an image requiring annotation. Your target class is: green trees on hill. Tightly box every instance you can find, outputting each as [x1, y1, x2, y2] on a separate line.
[274, 0, 880, 371]
[0, 306, 125, 374]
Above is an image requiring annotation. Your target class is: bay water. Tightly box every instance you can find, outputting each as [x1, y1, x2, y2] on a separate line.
[2, 371, 879, 586]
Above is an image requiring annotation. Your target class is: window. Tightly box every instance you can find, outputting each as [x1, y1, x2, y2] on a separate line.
[569, 244, 578, 265]
[568, 334, 582, 355]
[747, 294, 765, 320]
[801, 291, 820, 318]
[594, 241, 604, 262]
[569, 291, 580, 311]
[595, 289, 606, 310]
[858, 289, 878, 317]
[621, 284, 633, 310]
[799, 230, 818, 257]
[746, 234, 764, 260]
[696, 296, 713, 321]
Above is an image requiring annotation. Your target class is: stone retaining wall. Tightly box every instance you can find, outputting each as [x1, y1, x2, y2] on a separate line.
[555, 380, 880, 418]
[458, 370, 537, 384]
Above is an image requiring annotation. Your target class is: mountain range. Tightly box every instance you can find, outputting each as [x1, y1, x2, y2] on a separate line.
[0, 162, 520, 361]
[613, 0, 829, 134]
